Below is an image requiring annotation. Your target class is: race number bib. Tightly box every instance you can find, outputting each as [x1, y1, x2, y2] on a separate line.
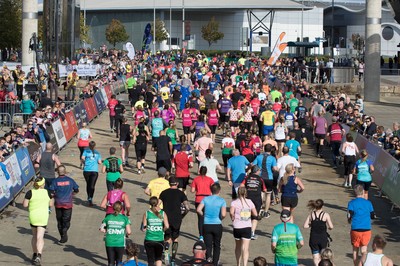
[239, 208, 251, 221]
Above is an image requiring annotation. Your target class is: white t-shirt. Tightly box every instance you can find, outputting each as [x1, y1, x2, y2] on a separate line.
[199, 158, 220, 182]
[277, 155, 301, 179]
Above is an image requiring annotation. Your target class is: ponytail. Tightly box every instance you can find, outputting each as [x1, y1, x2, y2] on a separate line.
[113, 201, 123, 216]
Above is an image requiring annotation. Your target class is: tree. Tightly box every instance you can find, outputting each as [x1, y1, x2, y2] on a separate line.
[201, 17, 224, 48]
[80, 12, 92, 45]
[105, 19, 129, 47]
[152, 18, 168, 43]
[0, 0, 22, 49]
[351, 33, 365, 58]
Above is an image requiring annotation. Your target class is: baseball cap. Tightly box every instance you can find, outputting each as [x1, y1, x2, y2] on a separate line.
[158, 167, 167, 176]
[193, 241, 206, 251]
[169, 176, 178, 185]
[280, 209, 291, 222]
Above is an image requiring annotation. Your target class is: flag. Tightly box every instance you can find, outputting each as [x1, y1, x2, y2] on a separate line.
[126, 42, 135, 59]
[267, 32, 287, 66]
[142, 23, 153, 53]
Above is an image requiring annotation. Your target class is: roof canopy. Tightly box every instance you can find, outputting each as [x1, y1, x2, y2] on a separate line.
[287, 41, 319, 48]
[39, 0, 310, 12]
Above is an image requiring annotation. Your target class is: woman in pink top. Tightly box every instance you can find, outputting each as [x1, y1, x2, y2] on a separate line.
[181, 103, 193, 145]
[228, 103, 242, 138]
[132, 105, 146, 126]
[194, 128, 214, 164]
[230, 187, 257, 266]
[313, 110, 327, 157]
[207, 102, 220, 142]
[190, 102, 200, 142]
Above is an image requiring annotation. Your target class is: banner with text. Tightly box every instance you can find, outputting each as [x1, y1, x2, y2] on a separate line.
[61, 111, 79, 142]
[52, 119, 67, 149]
[58, 64, 101, 78]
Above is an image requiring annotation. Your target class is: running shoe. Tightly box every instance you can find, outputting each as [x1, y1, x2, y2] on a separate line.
[59, 232, 68, 243]
[251, 233, 258, 240]
[263, 212, 271, 218]
[31, 253, 37, 262]
[33, 254, 41, 266]
[138, 169, 141, 174]
[333, 165, 337, 169]
[141, 166, 146, 173]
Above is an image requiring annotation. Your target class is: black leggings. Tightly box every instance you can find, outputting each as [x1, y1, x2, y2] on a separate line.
[195, 202, 204, 237]
[55, 208, 72, 236]
[203, 224, 223, 265]
[78, 146, 87, 159]
[105, 246, 124, 266]
[83, 171, 98, 199]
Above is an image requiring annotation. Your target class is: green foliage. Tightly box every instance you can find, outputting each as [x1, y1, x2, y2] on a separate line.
[80, 12, 92, 45]
[152, 18, 168, 43]
[201, 17, 224, 48]
[105, 19, 129, 47]
[0, 0, 22, 49]
[351, 33, 364, 57]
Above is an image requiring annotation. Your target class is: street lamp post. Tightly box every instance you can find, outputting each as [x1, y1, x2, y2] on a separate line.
[170, 0, 172, 51]
[182, 0, 185, 50]
[153, 0, 156, 54]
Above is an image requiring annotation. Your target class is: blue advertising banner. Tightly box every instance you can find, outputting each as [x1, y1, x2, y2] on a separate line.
[0, 153, 23, 211]
[73, 101, 88, 128]
[15, 147, 36, 184]
[94, 91, 106, 114]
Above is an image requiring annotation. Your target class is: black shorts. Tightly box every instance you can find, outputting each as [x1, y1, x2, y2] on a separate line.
[176, 177, 190, 189]
[165, 224, 181, 241]
[209, 125, 217, 134]
[233, 227, 252, 240]
[281, 196, 299, 208]
[248, 198, 262, 217]
[356, 180, 372, 191]
[183, 126, 191, 134]
[220, 113, 228, 123]
[30, 224, 47, 229]
[298, 119, 307, 128]
[309, 236, 328, 254]
[315, 133, 326, 140]
[244, 153, 254, 163]
[190, 121, 197, 133]
[263, 179, 274, 193]
[344, 155, 356, 175]
[156, 158, 172, 172]
[135, 146, 147, 161]
[222, 153, 232, 168]
[276, 139, 286, 143]
[144, 240, 164, 263]
[230, 121, 239, 127]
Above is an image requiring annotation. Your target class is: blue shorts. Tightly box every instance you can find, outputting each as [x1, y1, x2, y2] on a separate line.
[263, 125, 274, 135]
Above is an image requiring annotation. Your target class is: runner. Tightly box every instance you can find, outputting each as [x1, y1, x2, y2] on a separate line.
[199, 149, 222, 183]
[326, 116, 345, 169]
[278, 163, 305, 222]
[142, 196, 169, 266]
[102, 147, 124, 191]
[241, 165, 266, 239]
[230, 187, 257, 266]
[313, 111, 327, 157]
[227, 103, 242, 138]
[191, 166, 215, 241]
[49, 165, 79, 244]
[354, 150, 374, 200]
[181, 241, 213, 266]
[347, 184, 376, 266]
[227, 149, 250, 199]
[361, 234, 394, 266]
[259, 105, 275, 137]
[120, 240, 147, 266]
[23, 177, 54, 266]
[196, 183, 227, 266]
[252, 144, 278, 219]
[207, 102, 220, 142]
[194, 129, 213, 165]
[114, 99, 126, 138]
[133, 120, 150, 174]
[173, 143, 193, 192]
[159, 177, 190, 262]
[35, 143, 61, 188]
[218, 93, 232, 135]
[100, 201, 131, 266]
[154, 129, 173, 172]
[100, 178, 131, 217]
[181, 103, 193, 145]
[81, 141, 102, 206]
[275, 115, 288, 157]
[221, 132, 235, 178]
[285, 132, 302, 164]
[77, 122, 92, 169]
[303, 199, 334, 266]
[144, 167, 170, 202]
[341, 133, 359, 188]
[271, 209, 304, 266]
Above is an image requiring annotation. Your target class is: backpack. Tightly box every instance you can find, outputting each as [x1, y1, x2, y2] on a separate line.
[107, 189, 125, 207]
[106, 157, 119, 173]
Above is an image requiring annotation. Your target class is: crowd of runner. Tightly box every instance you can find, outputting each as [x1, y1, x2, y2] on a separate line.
[21, 50, 394, 266]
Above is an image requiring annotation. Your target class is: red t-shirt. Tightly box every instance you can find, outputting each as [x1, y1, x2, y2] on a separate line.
[174, 151, 193, 178]
[240, 139, 254, 156]
[249, 136, 262, 153]
[191, 175, 214, 203]
[107, 99, 118, 116]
